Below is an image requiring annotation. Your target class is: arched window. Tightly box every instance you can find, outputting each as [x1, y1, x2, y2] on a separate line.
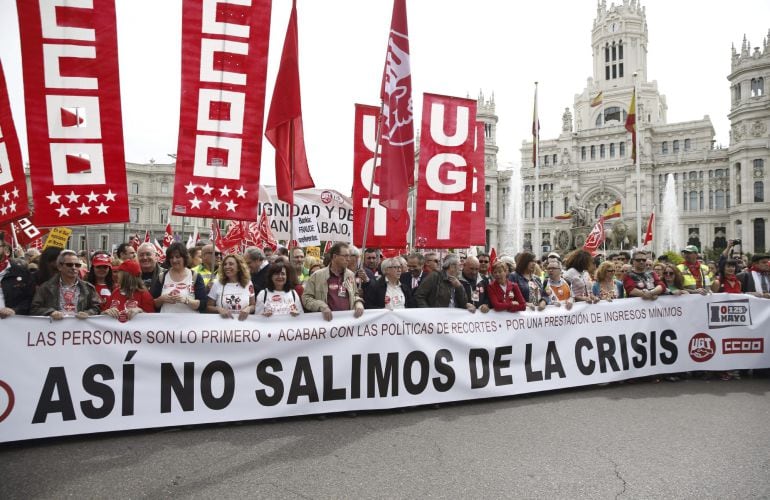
[581, 146, 586, 160]
[600, 144, 605, 159]
[751, 77, 765, 97]
[619, 142, 625, 157]
[618, 40, 623, 59]
[755, 181, 764, 202]
[755, 218, 766, 253]
[609, 143, 615, 158]
[661, 142, 668, 154]
[590, 145, 596, 159]
[611, 42, 616, 61]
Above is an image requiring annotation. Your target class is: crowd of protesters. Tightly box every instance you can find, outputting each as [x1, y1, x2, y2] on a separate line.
[1, 233, 769, 325]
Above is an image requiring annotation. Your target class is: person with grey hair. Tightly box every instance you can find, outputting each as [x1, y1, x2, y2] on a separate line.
[30, 249, 100, 319]
[244, 246, 269, 292]
[365, 257, 414, 309]
[423, 252, 440, 273]
[346, 245, 361, 273]
[137, 242, 162, 291]
[414, 254, 468, 308]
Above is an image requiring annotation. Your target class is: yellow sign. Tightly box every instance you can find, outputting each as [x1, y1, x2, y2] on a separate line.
[42, 227, 73, 250]
[305, 246, 320, 259]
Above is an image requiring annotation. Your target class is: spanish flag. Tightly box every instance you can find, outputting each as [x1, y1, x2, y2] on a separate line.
[625, 89, 636, 161]
[602, 199, 622, 219]
[590, 91, 603, 107]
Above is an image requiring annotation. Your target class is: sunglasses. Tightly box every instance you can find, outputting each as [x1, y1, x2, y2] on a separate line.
[63, 262, 82, 268]
[633, 258, 646, 262]
[663, 271, 675, 275]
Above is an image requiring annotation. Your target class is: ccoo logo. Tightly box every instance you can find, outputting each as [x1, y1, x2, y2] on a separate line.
[0, 380, 15, 423]
[689, 333, 716, 362]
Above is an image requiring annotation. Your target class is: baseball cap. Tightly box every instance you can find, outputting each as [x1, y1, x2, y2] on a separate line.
[682, 245, 699, 254]
[117, 259, 141, 277]
[92, 253, 112, 267]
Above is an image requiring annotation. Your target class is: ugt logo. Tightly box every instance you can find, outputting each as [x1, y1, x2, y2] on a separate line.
[0, 380, 15, 423]
[707, 299, 752, 329]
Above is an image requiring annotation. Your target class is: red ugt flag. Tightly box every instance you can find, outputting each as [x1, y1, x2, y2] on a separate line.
[265, 0, 314, 208]
[583, 216, 606, 252]
[379, 0, 414, 216]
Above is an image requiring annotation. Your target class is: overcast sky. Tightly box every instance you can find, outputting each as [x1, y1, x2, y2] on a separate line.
[1, 0, 769, 195]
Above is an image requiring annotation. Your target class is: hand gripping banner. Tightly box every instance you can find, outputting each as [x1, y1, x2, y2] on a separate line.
[0, 60, 30, 226]
[17, 0, 129, 226]
[415, 93, 477, 248]
[172, 0, 272, 221]
[352, 104, 408, 248]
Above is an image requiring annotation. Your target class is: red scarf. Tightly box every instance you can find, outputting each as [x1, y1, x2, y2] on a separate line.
[720, 275, 742, 293]
[685, 261, 704, 288]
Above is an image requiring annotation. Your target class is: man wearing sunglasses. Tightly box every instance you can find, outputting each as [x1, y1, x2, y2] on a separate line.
[622, 250, 666, 300]
[31, 249, 100, 319]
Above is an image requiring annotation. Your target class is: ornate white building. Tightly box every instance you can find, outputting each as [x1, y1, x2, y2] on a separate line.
[506, 0, 769, 257]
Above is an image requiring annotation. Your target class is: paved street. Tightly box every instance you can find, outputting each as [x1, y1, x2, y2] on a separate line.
[1, 378, 769, 499]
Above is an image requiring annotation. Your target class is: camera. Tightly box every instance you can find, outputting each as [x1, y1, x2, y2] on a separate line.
[733, 239, 741, 245]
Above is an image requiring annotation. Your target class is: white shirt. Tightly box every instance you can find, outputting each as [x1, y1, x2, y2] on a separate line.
[385, 282, 406, 310]
[254, 289, 303, 316]
[209, 280, 254, 314]
[160, 268, 197, 314]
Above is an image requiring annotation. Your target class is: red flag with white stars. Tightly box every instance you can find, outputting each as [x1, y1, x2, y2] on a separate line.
[0, 60, 30, 226]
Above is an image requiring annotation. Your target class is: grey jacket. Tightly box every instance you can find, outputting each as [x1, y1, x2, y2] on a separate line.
[30, 276, 101, 316]
[414, 270, 468, 308]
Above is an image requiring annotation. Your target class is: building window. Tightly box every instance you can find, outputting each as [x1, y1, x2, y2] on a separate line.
[581, 146, 586, 160]
[160, 182, 169, 194]
[751, 77, 765, 97]
[609, 143, 615, 158]
[484, 123, 492, 139]
[754, 158, 765, 172]
[611, 42, 616, 61]
[604, 44, 610, 62]
[159, 207, 168, 223]
[661, 142, 668, 154]
[755, 218, 766, 253]
[619, 142, 625, 157]
[564, 197, 569, 213]
[590, 145, 596, 159]
[130, 207, 140, 223]
[689, 171, 697, 180]
[543, 155, 549, 166]
[618, 40, 623, 59]
[715, 190, 725, 210]
[737, 184, 742, 204]
[100, 235, 108, 251]
[734, 83, 742, 102]
[755, 181, 764, 202]
[130, 182, 139, 194]
[600, 144, 605, 159]
[552, 154, 557, 165]
[689, 191, 698, 211]
[673, 140, 680, 154]
[684, 138, 691, 151]
[605, 66, 610, 80]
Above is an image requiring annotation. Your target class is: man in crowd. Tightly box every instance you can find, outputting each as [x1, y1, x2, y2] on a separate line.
[263, 245, 274, 261]
[194, 244, 218, 287]
[245, 247, 269, 292]
[0, 234, 36, 318]
[414, 254, 468, 308]
[291, 247, 308, 283]
[346, 245, 361, 272]
[189, 246, 202, 269]
[31, 249, 100, 319]
[623, 250, 665, 299]
[477, 252, 491, 280]
[677, 245, 711, 293]
[302, 242, 364, 321]
[737, 253, 770, 298]
[459, 255, 489, 313]
[400, 252, 427, 291]
[423, 252, 440, 273]
[137, 242, 163, 291]
[116, 242, 137, 261]
[363, 248, 381, 281]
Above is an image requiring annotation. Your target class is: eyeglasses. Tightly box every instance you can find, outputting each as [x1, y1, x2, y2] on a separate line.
[63, 262, 82, 268]
[663, 271, 675, 276]
[633, 258, 646, 262]
[426, 259, 438, 262]
[547, 267, 560, 271]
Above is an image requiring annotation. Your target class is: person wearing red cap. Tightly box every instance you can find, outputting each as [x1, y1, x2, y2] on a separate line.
[103, 259, 155, 321]
[86, 251, 115, 307]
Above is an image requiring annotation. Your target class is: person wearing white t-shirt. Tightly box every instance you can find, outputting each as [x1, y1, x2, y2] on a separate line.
[151, 243, 206, 313]
[207, 254, 255, 320]
[254, 261, 303, 317]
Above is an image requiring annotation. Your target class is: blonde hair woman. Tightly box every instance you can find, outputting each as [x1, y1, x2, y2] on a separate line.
[207, 254, 255, 320]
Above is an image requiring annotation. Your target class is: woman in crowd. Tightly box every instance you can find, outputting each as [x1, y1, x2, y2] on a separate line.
[254, 261, 303, 317]
[365, 257, 413, 310]
[35, 247, 61, 285]
[103, 259, 155, 321]
[151, 242, 206, 313]
[652, 261, 665, 277]
[711, 258, 742, 293]
[592, 261, 625, 301]
[488, 260, 526, 312]
[86, 251, 115, 306]
[207, 254, 255, 320]
[563, 249, 598, 303]
[510, 252, 547, 310]
[661, 264, 688, 295]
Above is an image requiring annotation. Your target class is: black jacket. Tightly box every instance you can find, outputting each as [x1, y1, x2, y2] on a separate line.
[1, 263, 36, 315]
[459, 274, 490, 308]
[365, 276, 415, 309]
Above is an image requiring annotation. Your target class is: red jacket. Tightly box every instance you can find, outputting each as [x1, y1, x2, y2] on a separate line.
[486, 280, 526, 312]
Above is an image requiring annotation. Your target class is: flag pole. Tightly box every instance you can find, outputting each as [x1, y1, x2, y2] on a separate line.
[633, 73, 642, 250]
[533, 82, 540, 258]
[289, 120, 295, 251]
[360, 100, 386, 262]
[211, 218, 217, 275]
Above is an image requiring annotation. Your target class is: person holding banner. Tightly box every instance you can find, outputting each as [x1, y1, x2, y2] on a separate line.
[30, 250, 101, 319]
[401, 252, 427, 291]
[152, 243, 207, 313]
[544, 261, 574, 309]
[414, 254, 468, 309]
[207, 255, 255, 321]
[592, 261, 625, 301]
[487, 261, 525, 313]
[302, 242, 364, 321]
[459, 256, 490, 313]
[365, 257, 414, 310]
[0, 234, 36, 318]
[563, 249, 599, 304]
[86, 252, 115, 306]
[661, 264, 689, 296]
[254, 261, 303, 317]
[622, 250, 666, 299]
[102, 259, 155, 321]
[137, 242, 163, 292]
[509, 252, 548, 311]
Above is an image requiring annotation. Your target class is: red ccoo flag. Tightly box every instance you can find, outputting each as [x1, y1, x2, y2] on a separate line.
[379, 0, 414, 216]
[143, 230, 151, 244]
[625, 88, 637, 162]
[265, 0, 314, 208]
[583, 216, 606, 252]
[643, 210, 654, 247]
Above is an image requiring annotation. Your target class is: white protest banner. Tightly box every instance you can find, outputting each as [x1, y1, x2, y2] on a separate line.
[259, 185, 352, 242]
[293, 212, 321, 248]
[0, 294, 768, 443]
